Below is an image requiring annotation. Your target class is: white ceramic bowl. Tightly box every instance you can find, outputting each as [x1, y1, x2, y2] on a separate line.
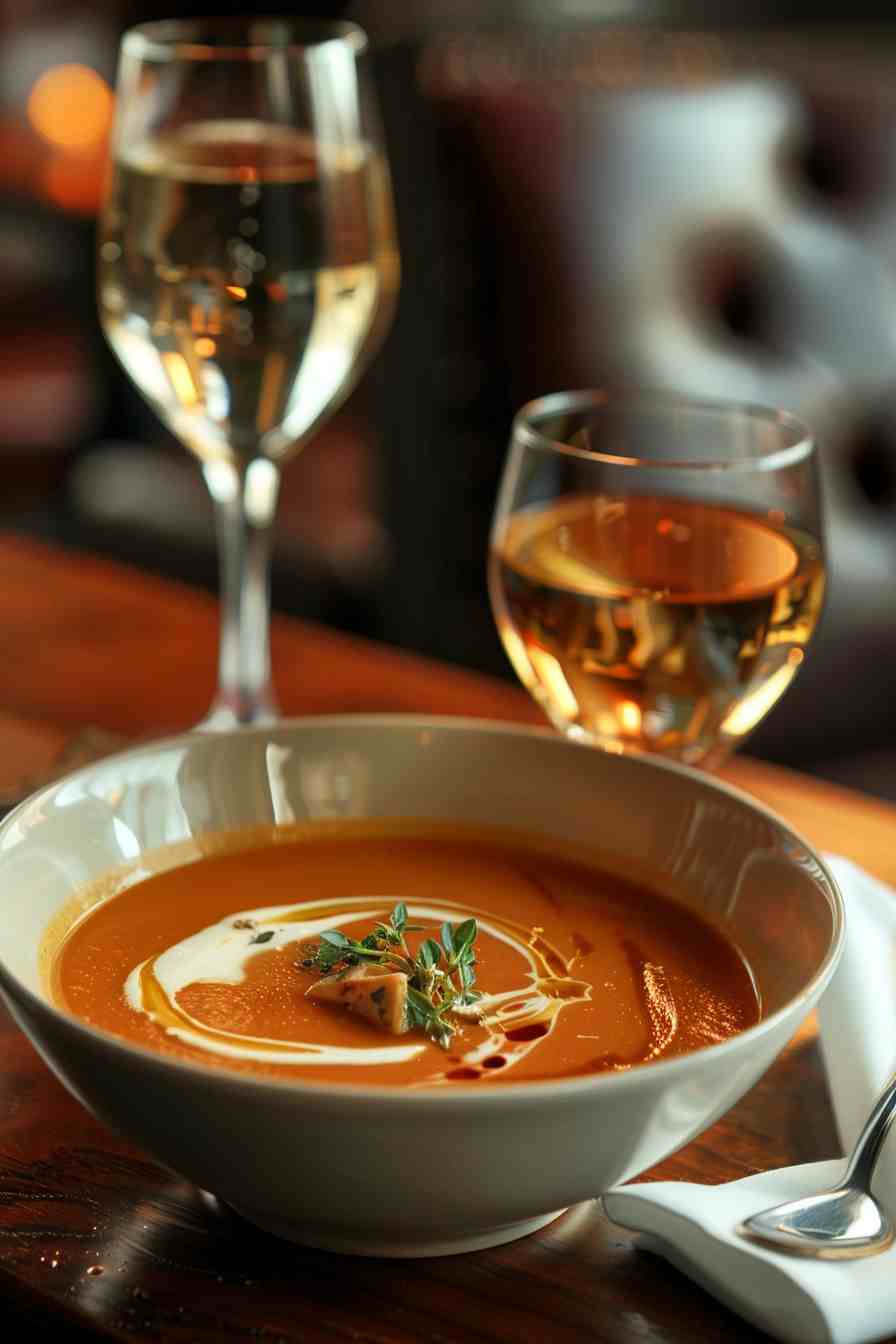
[0, 716, 842, 1257]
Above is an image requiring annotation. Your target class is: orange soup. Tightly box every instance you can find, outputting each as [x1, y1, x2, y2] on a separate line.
[49, 821, 760, 1087]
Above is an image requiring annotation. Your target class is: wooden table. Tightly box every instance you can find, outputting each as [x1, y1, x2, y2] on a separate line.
[0, 533, 893, 1344]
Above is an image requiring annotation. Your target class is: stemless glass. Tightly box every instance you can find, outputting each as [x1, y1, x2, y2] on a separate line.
[98, 19, 398, 727]
[488, 390, 825, 770]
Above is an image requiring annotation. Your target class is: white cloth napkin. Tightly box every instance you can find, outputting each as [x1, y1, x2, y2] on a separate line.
[601, 856, 896, 1344]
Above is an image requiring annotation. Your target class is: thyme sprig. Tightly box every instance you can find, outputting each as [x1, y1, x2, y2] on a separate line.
[308, 903, 481, 1049]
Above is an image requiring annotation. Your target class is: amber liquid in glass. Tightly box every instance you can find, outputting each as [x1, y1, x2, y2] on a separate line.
[490, 495, 825, 763]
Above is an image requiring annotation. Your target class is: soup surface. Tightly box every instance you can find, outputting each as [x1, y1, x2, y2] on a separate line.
[50, 821, 759, 1087]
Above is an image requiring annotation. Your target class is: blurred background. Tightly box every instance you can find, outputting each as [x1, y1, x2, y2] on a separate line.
[2, 0, 896, 797]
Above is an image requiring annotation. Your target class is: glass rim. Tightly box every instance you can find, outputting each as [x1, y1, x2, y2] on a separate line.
[121, 17, 368, 63]
[512, 389, 815, 474]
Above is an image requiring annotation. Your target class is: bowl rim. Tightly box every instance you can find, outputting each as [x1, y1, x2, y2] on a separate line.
[0, 714, 845, 1109]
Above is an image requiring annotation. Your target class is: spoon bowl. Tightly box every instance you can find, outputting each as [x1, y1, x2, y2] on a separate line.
[739, 1070, 896, 1259]
[740, 1187, 894, 1260]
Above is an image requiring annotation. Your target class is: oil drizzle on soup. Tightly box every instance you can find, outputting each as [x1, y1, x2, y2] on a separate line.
[122, 895, 591, 1074]
[49, 822, 760, 1086]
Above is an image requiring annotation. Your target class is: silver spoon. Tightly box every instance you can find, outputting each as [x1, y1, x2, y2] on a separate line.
[738, 1071, 896, 1259]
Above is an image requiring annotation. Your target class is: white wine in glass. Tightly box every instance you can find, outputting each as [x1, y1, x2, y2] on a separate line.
[489, 391, 825, 770]
[98, 20, 398, 726]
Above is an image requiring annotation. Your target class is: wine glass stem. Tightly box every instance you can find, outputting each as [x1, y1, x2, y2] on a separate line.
[200, 457, 282, 730]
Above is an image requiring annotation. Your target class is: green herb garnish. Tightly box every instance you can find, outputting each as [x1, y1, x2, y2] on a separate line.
[308, 904, 481, 1050]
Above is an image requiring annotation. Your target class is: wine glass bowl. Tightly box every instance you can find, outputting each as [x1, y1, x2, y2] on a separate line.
[488, 390, 825, 770]
[98, 19, 398, 727]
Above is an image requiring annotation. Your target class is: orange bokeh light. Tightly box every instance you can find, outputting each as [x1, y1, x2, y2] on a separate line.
[42, 150, 106, 216]
[618, 700, 642, 735]
[28, 64, 113, 151]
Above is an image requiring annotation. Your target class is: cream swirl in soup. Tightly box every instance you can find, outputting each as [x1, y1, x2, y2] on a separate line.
[123, 896, 592, 1077]
[49, 821, 760, 1086]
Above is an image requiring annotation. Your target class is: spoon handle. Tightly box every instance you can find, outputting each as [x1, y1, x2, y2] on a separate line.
[842, 1070, 896, 1192]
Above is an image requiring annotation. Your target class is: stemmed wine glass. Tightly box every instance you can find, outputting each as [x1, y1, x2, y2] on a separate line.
[488, 390, 825, 771]
[98, 19, 398, 728]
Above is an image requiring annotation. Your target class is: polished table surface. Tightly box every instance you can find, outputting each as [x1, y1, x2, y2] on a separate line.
[0, 532, 893, 1343]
